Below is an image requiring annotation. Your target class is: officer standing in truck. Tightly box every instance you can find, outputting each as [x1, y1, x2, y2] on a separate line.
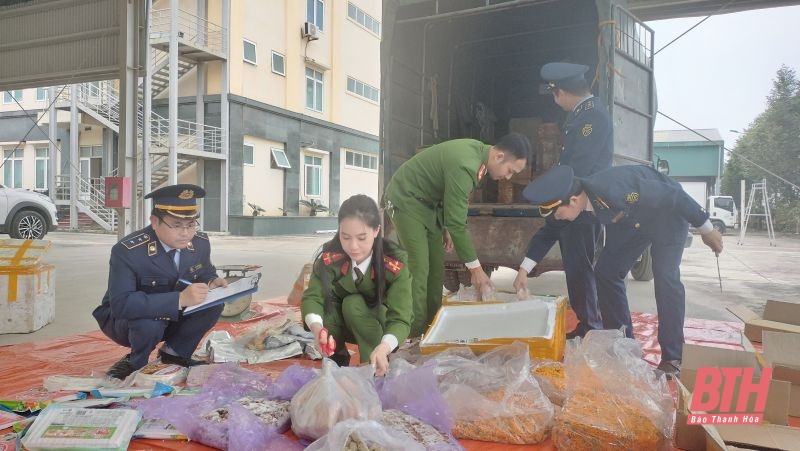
[513, 62, 613, 338]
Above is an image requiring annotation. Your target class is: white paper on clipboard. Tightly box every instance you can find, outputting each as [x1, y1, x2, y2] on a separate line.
[183, 273, 261, 315]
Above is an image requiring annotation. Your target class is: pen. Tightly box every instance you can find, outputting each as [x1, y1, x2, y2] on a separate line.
[178, 278, 194, 286]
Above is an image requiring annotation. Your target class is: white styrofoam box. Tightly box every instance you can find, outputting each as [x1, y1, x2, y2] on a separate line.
[0, 239, 56, 334]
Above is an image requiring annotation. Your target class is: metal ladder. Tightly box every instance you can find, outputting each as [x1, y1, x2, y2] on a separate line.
[738, 179, 776, 246]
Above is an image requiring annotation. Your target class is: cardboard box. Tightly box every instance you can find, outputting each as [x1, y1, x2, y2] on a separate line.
[762, 331, 800, 417]
[727, 300, 800, 342]
[704, 423, 800, 451]
[0, 239, 55, 333]
[674, 342, 792, 451]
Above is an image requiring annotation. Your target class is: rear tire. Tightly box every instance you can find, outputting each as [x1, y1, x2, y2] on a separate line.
[711, 220, 726, 235]
[11, 210, 47, 239]
[443, 269, 461, 293]
[631, 245, 654, 281]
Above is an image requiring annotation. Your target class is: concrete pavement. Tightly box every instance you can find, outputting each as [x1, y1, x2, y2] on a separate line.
[0, 230, 797, 346]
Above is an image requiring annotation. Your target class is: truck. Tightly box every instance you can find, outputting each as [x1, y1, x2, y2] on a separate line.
[380, 0, 657, 290]
[680, 182, 738, 234]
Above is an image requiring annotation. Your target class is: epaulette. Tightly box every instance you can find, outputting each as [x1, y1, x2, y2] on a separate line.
[122, 233, 150, 250]
[477, 163, 487, 182]
[384, 255, 404, 275]
[195, 231, 209, 240]
[574, 99, 595, 115]
[321, 251, 346, 266]
[340, 260, 350, 276]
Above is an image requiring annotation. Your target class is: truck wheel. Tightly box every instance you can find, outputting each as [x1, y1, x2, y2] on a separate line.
[711, 220, 726, 235]
[11, 210, 47, 239]
[631, 245, 654, 281]
[443, 269, 461, 293]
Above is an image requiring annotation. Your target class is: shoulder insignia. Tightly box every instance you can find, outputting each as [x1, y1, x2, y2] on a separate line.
[574, 99, 596, 115]
[195, 231, 209, 240]
[581, 124, 593, 137]
[626, 192, 640, 204]
[384, 256, 404, 275]
[186, 241, 195, 252]
[147, 241, 157, 256]
[122, 233, 150, 250]
[477, 164, 487, 182]
[322, 251, 346, 266]
[340, 260, 350, 276]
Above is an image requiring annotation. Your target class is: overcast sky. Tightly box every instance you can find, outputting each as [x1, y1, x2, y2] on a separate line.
[646, 4, 800, 149]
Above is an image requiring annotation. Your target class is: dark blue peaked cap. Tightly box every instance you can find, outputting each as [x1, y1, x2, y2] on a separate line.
[145, 184, 205, 219]
[540, 62, 589, 90]
[522, 165, 577, 209]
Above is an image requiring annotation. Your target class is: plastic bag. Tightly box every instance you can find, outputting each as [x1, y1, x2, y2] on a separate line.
[376, 360, 454, 435]
[268, 364, 318, 401]
[305, 419, 425, 451]
[434, 342, 555, 444]
[552, 329, 674, 451]
[135, 364, 297, 450]
[290, 359, 382, 441]
[530, 360, 566, 406]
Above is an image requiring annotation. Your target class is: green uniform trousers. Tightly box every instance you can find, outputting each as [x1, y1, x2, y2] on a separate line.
[390, 208, 444, 337]
[324, 293, 388, 363]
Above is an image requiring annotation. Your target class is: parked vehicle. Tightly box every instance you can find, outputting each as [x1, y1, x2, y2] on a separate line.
[380, 0, 657, 289]
[0, 185, 58, 239]
[707, 195, 737, 234]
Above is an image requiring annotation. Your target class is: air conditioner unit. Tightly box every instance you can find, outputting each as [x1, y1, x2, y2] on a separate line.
[302, 22, 320, 41]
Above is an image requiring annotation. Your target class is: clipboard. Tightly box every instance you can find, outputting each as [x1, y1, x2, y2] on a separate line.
[183, 273, 261, 315]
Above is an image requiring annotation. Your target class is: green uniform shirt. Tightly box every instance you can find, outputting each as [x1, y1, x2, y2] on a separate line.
[301, 247, 413, 342]
[384, 139, 489, 263]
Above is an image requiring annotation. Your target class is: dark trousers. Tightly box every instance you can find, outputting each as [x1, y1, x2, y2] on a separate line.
[94, 303, 223, 369]
[595, 215, 688, 361]
[559, 219, 603, 334]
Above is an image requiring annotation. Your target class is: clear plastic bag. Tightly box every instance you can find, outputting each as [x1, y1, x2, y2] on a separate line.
[290, 359, 382, 441]
[552, 329, 675, 451]
[432, 342, 555, 444]
[530, 360, 566, 406]
[305, 419, 425, 451]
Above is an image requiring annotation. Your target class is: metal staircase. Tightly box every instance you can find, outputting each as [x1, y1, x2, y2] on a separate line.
[51, 6, 226, 232]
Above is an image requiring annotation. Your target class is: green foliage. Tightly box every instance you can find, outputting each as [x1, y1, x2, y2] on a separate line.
[299, 198, 329, 216]
[722, 65, 800, 232]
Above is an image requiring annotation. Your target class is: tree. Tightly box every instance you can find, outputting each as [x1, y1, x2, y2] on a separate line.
[299, 198, 329, 216]
[722, 65, 800, 232]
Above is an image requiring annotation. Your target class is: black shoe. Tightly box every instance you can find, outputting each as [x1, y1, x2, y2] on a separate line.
[330, 348, 351, 367]
[158, 349, 207, 367]
[656, 359, 681, 379]
[565, 329, 585, 340]
[106, 354, 135, 380]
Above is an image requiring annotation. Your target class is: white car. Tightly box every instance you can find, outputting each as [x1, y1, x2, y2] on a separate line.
[0, 185, 58, 239]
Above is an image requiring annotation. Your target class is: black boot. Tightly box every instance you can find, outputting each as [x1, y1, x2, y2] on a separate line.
[106, 354, 135, 380]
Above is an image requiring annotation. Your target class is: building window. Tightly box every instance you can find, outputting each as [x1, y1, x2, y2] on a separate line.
[271, 51, 285, 76]
[305, 67, 324, 112]
[345, 150, 378, 171]
[346, 76, 379, 103]
[3, 90, 22, 104]
[271, 148, 291, 169]
[304, 155, 322, 197]
[307, 0, 324, 31]
[347, 2, 380, 36]
[36, 88, 48, 102]
[3, 149, 23, 188]
[243, 39, 257, 65]
[35, 148, 48, 190]
[243, 143, 254, 166]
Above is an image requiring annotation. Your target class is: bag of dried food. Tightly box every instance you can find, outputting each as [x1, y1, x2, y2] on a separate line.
[305, 419, 425, 451]
[552, 329, 675, 451]
[530, 360, 566, 406]
[433, 342, 555, 445]
[290, 359, 382, 441]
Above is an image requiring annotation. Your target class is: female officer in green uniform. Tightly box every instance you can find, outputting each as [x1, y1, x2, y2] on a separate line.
[302, 194, 412, 376]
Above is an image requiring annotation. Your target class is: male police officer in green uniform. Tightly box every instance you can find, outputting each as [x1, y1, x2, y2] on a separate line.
[384, 133, 532, 337]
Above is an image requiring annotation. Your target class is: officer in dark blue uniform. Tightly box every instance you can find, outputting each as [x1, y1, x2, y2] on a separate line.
[522, 165, 724, 376]
[514, 62, 613, 338]
[92, 184, 228, 380]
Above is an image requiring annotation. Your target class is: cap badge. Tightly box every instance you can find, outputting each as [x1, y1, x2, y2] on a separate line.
[178, 189, 193, 200]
